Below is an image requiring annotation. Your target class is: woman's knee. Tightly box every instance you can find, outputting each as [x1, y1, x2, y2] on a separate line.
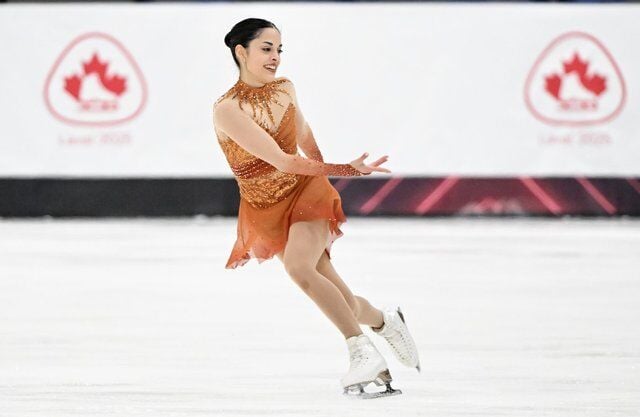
[283, 260, 315, 291]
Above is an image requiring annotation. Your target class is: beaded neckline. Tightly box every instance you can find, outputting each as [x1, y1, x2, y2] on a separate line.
[235, 78, 282, 90]
[223, 77, 292, 127]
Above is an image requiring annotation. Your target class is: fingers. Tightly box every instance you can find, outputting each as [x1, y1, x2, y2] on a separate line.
[359, 153, 389, 162]
[357, 153, 391, 174]
[370, 155, 389, 167]
[363, 165, 391, 173]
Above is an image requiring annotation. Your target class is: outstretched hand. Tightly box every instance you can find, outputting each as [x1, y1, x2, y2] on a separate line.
[349, 152, 391, 175]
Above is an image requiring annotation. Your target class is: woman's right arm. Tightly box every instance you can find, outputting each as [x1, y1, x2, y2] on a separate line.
[213, 100, 365, 177]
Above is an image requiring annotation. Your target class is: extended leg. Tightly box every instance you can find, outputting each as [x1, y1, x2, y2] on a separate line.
[276, 225, 403, 397]
[276, 219, 362, 340]
[315, 251, 384, 328]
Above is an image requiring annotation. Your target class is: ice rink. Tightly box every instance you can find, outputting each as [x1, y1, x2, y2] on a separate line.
[1, 217, 639, 417]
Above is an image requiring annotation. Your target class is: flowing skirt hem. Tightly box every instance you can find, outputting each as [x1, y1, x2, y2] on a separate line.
[224, 216, 345, 269]
[224, 175, 347, 270]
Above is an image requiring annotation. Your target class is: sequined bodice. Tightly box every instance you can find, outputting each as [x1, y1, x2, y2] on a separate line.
[214, 78, 302, 209]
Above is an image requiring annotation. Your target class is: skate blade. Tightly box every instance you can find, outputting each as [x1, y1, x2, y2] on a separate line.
[397, 307, 405, 324]
[360, 386, 402, 399]
[372, 369, 393, 386]
[343, 382, 402, 399]
[342, 370, 401, 399]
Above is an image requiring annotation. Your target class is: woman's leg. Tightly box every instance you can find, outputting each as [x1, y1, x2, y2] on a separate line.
[277, 219, 363, 339]
[315, 251, 385, 329]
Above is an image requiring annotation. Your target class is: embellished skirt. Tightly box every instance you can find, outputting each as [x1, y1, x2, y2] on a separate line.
[225, 175, 347, 269]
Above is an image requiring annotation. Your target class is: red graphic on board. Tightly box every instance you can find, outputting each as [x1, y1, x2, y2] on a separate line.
[524, 32, 626, 126]
[544, 53, 606, 100]
[44, 32, 147, 127]
[63, 53, 128, 111]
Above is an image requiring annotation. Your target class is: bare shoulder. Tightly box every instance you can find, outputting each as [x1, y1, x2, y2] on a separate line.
[276, 76, 297, 97]
[212, 97, 242, 129]
[213, 96, 234, 111]
[213, 93, 233, 111]
[275, 76, 293, 85]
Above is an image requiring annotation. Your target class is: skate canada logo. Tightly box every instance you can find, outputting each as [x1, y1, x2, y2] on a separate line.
[524, 31, 626, 126]
[44, 32, 147, 126]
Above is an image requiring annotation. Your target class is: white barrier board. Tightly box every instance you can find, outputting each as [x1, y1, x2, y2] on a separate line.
[0, 3, 638, 177]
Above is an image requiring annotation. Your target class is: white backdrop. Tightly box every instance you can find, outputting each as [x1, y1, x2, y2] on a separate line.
[1, 3, 638, 177]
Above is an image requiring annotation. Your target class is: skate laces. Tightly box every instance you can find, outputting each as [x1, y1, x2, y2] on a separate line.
[349, 339, 373, 368]
[349, 348, 365, 365]
[384, 316, 414, 362]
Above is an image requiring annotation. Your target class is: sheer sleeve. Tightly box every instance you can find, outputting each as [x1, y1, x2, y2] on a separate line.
[282, 154, 362, 177]
[298, 124, 324, 162]
[213, 100, 363, 177]
[289, 79, 325, 163]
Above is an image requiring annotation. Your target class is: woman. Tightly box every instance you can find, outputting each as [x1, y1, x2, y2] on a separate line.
[212, 18, 420, 398]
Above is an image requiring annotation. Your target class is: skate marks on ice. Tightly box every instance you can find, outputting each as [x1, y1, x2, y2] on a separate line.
[0, 217, 639, 416]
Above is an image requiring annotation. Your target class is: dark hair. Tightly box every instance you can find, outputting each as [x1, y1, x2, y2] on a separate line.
[224, 18, 280, 69]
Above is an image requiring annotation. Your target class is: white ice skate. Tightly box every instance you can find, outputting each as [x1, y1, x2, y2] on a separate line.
[341, 334, 402, 399]
[371, 306, 421, 372]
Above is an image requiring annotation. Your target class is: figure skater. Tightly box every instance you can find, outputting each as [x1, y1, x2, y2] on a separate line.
[212, 18, 420, 398]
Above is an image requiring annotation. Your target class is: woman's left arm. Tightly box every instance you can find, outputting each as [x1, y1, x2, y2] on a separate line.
[298, 122, 324, 162]
[287, 81, 324, 162]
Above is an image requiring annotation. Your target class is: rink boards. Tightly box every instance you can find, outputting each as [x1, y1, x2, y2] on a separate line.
[0, 3, 639, 215]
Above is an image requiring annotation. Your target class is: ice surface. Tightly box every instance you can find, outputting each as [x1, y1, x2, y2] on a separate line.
[1, 217, 639, 416]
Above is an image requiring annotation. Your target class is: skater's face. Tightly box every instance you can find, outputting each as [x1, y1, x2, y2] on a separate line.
[235, 27, 282, 83]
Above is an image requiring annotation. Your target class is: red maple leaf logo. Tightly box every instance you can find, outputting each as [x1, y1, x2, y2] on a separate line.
[582, 73, 606, 95]
[544, 51, 607, 99]
[64, 74, 82, 99]
[544, 74, 562, 99]
[102, 74, 126, 95]
[562, 53, 588, 75]
[63, 52, 127, 102]
[83, 53, 108, 76]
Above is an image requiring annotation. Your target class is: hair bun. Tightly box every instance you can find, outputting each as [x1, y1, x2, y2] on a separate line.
[224, 32, 232, 48]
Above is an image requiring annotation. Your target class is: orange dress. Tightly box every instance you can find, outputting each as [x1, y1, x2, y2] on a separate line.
[213, 77, 360, 269]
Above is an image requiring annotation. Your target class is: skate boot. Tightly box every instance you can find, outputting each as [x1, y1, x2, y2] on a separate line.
[371, 306, 421, 372]
[341, 334, 402, 399]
